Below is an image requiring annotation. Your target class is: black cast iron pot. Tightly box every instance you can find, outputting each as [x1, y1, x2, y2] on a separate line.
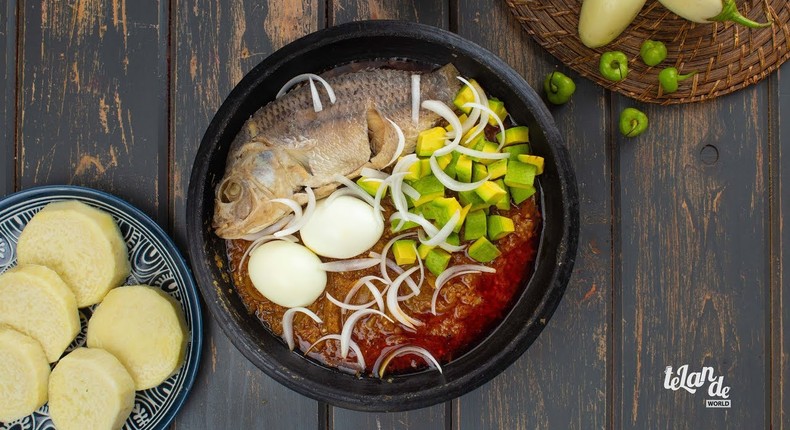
[187, 20, 579, 412]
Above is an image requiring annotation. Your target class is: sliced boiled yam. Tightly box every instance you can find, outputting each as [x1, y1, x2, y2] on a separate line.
[0, 264, 80, 362]
[88, 285, 187, 390]
[48, 347, 135, 430]
[16, 200, 131, 307]
[0, 326, 50, 422]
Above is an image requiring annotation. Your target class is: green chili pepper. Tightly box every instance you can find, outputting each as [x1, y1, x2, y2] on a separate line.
[639, 40, 667, 67]
[658, 67, 697, 93]
[599, 51, 629, 82]
[543, 71, 576, 105]
[619, 108, 648, 137]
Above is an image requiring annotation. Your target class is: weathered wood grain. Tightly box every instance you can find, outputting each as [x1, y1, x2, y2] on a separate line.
[773, 63, 789, 430]
[329, 0, 448, 28]
[0, 0, 15, 196]
[613, 86, 769, 427]
[170, 1, 321, 429]
[328, 1, 450, 428]
[454, 1, 611, 429]
[17, 0, 168, 221]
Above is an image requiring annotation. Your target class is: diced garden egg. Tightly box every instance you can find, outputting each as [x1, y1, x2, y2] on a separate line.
[300, 196, 384, 259]
[248, 240, 327, 308]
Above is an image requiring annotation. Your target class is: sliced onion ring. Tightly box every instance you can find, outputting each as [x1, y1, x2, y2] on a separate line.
[320, 257, 382, 272]
[376, 345, 443, 378]
[452, 145, 510, 160]
[420, 210, 460, 247]
[456, 77, 482, 134]
[463, 101, 507, 149]
[282, 307, 323, 350]
[275, 187, 316, 237]
[341, 309, 392, 358]
[276, 73, 337, 104]
[332, 174, 376, 207]
[385, 118, 406, 167]
[306, 334, 365, 369]
[411, 74, 421, 125]
[429, 156, 490, 192]
[240, 214, 294, 241]
[308, 77, 323, 112]
[342, 275, 388, 314]
[421, 100, 462, 157]
[240, 234, 298, 270]
[431, 265, 496, 314]
[386, 266, 423, 329]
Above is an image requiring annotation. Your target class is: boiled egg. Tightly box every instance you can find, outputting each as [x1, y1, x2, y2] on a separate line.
[300, 196, 384, 259]
[247, 240, 326, 308]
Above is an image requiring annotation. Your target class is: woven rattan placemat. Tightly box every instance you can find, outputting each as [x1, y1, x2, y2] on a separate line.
[506, 0, 789, 104]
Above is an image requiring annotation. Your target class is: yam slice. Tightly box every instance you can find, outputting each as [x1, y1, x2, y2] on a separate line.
[0, 326, 50, 422]
[48, 347, 135, 430]
[0, 264, 80, 362]
[17, 200, 131, 307]
[88, 285, 187, 390]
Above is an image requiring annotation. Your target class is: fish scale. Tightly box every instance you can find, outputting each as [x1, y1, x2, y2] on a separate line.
[214, 64, 461, 239]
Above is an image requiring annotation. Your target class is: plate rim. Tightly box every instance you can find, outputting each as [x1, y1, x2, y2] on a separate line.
[0, 184, 203, 430]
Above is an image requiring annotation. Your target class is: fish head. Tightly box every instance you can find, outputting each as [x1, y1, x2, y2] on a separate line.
[213, 141, 309, 239]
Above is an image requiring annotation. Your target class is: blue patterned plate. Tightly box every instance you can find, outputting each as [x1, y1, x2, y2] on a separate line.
[0, 186, 202, 430]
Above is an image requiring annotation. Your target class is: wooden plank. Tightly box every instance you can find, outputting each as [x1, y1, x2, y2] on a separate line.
[17, 0, 168, 222]
[613, 87, 769, 426]
[169, 1, 321, 429]
[0, 0, 15, 196]
[330, 0, 448, 28]
[454, 1, 611, 429]
[774, 62, 789, 430]
[327, 2, 450, 428]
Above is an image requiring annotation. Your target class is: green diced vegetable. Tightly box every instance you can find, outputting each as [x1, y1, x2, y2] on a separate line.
[494, 179, 511, 210]
[468, 237, 501, 263]
[516, 154, 545, 175]
[453, 80, 479, 114]
[426, 249, 452, 276]
[404, 160, 421, 181]
[447, 232, 460, 246]
[472, 163, 488, 182]
[444, 151, 461, 179]
[436, 153, 453, 170]
[488, 158, 508, 179]
[503, 126, 529, 147]
[417, 243, 434, 260]
[407, 174, 445, 206]
[429, 197, 463, 227]
[393, 240, 417, 266]
[455, 155, 473, 183]
[418, 159, 432, 178]
[511, 185, 536, 204]
[463, 210, 488, 242]
[474, 181, 507, 205]
[487, 215, 515, 240]
[474, 141, 499, 165]
[455, 204, 472, 233]
[391, 219, 420, 233]
[416, 127, 447, 157]
[458, 190, 489, 211]
[461, 129, 484, 148]
[504, 161, 537, 189]
[488, 98, 507, 126]
[504, 144, 530, 160]
[445, 114, 468, 132]
[356, 177, 385, 197]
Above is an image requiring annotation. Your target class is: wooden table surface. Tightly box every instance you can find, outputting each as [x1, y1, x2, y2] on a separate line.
[1, 0, 787, 428]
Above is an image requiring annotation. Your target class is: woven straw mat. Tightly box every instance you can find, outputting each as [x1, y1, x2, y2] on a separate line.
[506, 0, 790, 104]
